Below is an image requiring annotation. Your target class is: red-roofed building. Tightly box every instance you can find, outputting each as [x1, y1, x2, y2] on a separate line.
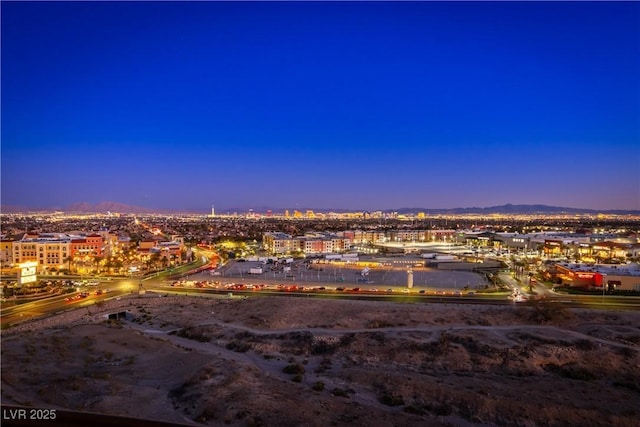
[70, 235, 103, 257]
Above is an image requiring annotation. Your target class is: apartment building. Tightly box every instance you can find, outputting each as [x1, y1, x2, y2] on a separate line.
[70, 234, 103, 257]
[11, 233, 104, 271]
[0, 239, 14, 265]
[263, 232, 349, 255]
[13, 238, 70, 270]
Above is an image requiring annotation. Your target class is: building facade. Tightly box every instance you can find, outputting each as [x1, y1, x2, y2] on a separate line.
[10, 233, 104, 272]
[13, 238, 70, 270]
[0, 239, 14, 266]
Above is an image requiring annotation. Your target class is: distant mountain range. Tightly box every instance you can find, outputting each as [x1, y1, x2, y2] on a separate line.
[390, 204, 640, 215]
[65, 201, 160, 214]
[3, 202, 637, 215]
[1, 201, 167, 214]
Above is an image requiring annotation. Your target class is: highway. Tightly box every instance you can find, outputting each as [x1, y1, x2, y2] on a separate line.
[3, 272, 639, 329]
[0, 250, 216, 328]
[0, 280, 135, 328]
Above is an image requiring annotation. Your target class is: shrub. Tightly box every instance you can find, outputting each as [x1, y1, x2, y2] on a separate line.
[612, 379, 640, 392]
[283, 363, 305, 375]
[616, 346, 637, 358]
[225, 341, 251, 353]
[366, 319, 392, 329]
[575, 339, 597, 350]
[524, 299, 573, 323]
[331, 387, 350, 398]
[339, 333, 356, 347]
[545, 363, 596, 381]
[311, 340, 335, 355]
[366, 331, 386, 343]
[176, 327, 211, 342]
[378, 390, 404, 407]
[404, 405, 426, 415]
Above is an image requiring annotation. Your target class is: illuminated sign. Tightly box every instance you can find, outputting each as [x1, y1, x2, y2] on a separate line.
[21, 276, 37, 284]
[22, 265, 36, 276]
[18, 261, 38, 285]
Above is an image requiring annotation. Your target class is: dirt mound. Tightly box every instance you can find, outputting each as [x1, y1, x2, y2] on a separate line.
[2, 296, 639, 426]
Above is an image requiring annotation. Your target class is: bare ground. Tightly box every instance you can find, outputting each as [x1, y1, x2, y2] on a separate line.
[2, 295, 639, 426]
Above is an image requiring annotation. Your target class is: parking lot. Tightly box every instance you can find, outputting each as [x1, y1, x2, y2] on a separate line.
[198, 259, 487, 292]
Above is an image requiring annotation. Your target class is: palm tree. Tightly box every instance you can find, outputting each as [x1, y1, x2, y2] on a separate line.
[64, 255, 75, 274]
[104, 255, 114, 274]
[149, 252, 161, 270]
[113, 258, 124, 275]
[93, 255, 104, 274]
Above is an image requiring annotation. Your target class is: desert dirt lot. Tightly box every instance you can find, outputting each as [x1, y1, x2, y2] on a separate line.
[2, 295, 639, 426]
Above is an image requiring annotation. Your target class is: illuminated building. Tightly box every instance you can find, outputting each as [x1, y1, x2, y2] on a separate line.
[0, 238, 14, 266]
[70, 234, 103, 258]
[553, 263, 640, 291]
[262, 232, 301, 254]
[11, 233, 103, 271]
[262, 232, 349, 255]
[12, 241, 39, 264]
[13, 238, 70, 270]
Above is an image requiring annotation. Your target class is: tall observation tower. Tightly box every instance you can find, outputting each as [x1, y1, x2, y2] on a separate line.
[210, 205, 215, 218]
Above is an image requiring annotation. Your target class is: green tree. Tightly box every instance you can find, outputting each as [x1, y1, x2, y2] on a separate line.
[104, 255, 114, 273]
[64, 255, 75, 274]
[93, 255, 104, 274]
[113, 258, 124, 274]
[149, 252, 161, 270]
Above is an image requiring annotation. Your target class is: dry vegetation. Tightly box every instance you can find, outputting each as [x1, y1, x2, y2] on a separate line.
[2, 295, 639, 426]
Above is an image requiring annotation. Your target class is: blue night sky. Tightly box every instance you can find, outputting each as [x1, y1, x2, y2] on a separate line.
[2, 1, 639, 212]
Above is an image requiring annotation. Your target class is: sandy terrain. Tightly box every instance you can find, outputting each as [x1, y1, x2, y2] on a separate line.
[2, 294, 639, 426]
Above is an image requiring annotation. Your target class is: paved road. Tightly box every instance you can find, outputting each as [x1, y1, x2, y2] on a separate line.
[3, 272, 639, 329]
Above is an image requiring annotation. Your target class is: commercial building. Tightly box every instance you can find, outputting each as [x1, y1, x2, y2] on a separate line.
[264, 229, 460, 256]
[13, 237, 70, 270]
[264, 228, 640, 266]
[0, 238, 14, 266]
[553, 263, 640, 291]
[70, 234, 103, 258]
[262, 232, 349, 255]
[262, 232, 302, 255]
[10, 233, 104, 272]
[457, 231, 640, 262]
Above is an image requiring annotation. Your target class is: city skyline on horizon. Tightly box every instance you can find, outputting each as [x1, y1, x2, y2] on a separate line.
[2, 199, 640, 215]
[2, 2, 639, 212]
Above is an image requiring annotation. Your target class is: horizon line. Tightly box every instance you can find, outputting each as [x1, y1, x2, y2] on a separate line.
[1, 202, 639, 215]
